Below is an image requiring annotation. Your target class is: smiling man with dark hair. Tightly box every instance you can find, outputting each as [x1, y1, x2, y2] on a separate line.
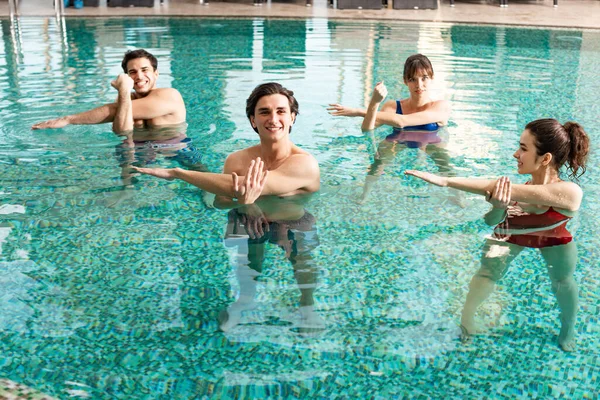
[32, 49, 185, 133]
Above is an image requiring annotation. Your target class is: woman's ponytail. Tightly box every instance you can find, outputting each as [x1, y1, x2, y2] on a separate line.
[563, 121, 589, 179]
[526, 119, 590, 180]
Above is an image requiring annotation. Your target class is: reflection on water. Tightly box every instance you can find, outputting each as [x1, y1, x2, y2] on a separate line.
[220, 196, 324, 338]
[0, 17, 599, 399]
[361, 127, 459, 203]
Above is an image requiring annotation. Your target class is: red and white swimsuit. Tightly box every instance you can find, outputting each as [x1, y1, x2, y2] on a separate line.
[493, 206, 572, 248]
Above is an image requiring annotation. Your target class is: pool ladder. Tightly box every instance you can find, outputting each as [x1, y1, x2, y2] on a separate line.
[8, 0, 66, 17]
[7, 0, 68, 64]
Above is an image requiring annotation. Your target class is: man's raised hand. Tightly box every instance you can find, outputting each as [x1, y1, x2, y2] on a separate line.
[111, 73, 134, 92]
[232, 158, 268, 205]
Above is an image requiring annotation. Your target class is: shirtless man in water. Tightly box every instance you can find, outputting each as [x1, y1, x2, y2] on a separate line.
[136, 82, 322, 333]
[31, 49, 185, 132]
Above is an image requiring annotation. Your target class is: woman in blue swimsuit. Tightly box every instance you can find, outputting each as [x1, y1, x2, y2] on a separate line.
[328, 53, 449, 133]
[328, 54, 453, 201]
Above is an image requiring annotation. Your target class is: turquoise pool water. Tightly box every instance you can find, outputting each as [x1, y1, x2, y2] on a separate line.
[1, 17, 599, 398]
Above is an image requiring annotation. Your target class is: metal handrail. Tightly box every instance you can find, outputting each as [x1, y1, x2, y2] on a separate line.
[55, 0, 66, 17]
[9, 0, 19, 18]
[9, 0, 65, 17]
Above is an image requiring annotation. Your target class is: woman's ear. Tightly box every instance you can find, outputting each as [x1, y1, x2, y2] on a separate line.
[541, 152, 553, 166]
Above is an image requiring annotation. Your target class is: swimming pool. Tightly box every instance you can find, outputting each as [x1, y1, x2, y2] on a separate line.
[1, 17, 599, 398]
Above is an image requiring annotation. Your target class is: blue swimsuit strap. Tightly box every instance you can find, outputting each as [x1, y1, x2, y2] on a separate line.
[395, 99, 439, 131]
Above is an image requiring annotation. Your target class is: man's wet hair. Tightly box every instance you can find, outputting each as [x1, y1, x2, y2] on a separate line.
[246, 82, 299, 133]
[121, 49, 158, 73]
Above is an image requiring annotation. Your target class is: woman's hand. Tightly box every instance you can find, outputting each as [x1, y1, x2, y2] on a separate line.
[486, 176, 512, 209]
[132, 166, 178, 181]
[327, 104, 363, 117]
[404, 170, 448, 187]
[232, 158, 268, 205]
[371, 81, 388, 104]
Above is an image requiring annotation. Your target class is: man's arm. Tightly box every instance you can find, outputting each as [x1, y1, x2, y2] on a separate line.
[171, 155, 318, 197]
[32, 88, 184, 130]
[135, 152, 319, 198]
[133, 158, 259, 200]
[214, 153, 250, 209]
[111, 74, 134, 134]
[31, 104, 117, 130]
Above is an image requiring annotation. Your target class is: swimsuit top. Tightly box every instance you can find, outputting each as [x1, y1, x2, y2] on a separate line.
[493, 205, 573, 248]
[395, 100, 439, 131]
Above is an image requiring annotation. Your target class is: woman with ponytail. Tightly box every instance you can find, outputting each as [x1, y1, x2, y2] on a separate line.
[405, 119, 590, 351]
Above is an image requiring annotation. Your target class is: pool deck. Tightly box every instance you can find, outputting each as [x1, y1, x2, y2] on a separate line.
[2, 0, 600, 30]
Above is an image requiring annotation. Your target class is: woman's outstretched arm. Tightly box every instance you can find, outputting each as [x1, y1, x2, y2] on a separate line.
[405, 170, 583, 211]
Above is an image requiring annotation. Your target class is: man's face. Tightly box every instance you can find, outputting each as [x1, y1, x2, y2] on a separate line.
[126, 57, 158, 95]
[250, 94, 295, 140]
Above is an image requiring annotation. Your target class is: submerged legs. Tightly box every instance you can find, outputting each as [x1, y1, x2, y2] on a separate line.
[462, 238, 579, 351]
[461, 275, 498, 335]
[461, 240, 523, 336]
[541, 241, 578, 351]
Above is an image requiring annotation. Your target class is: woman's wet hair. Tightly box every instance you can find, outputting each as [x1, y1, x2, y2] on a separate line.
[121, 49, 158, 73]
[526, 118, 590, 179]
[246, 82, 299, 133]
[403, 54, 434, 81]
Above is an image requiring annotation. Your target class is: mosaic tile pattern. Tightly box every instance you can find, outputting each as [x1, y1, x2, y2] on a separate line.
[0, 17, 599, 399]
[0, 379, 56, 400]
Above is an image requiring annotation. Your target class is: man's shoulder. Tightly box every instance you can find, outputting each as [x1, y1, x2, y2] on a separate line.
[286, 149, 319, 173]
[223, 146, 259, 171]
[291, 146, 316, 160]
[148, 88, 183, 100]
[228, 146, 259, 159]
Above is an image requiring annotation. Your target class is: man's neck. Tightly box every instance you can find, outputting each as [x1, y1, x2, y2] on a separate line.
[132, 87, 155, 99]
[260, 138, 293, 169]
